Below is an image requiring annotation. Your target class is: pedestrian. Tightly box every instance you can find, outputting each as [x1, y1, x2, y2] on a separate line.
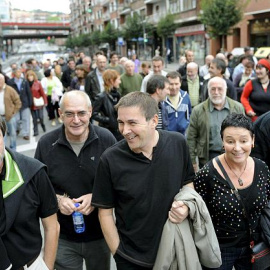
[7, 68, 32, 140]
[26, 70, 47, 136]
[194, 113, 270, 270]
[41, 69, 63, 126]
[92, 70, 123, 141]
[35, 90, 116, 270]
[92, 91, 195, 269]
[0, 115, 59, 270]
[0, 74, 21, 150]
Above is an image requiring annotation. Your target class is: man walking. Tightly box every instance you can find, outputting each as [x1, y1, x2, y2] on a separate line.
[7, 68, 32, 140]
[92, 91, 194, 270]
[0, 74, 21, 150]
[35, 91, 116, 270]
[187, 76, 244, 171]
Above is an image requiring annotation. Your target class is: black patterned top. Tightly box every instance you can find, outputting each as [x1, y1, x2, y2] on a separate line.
[194, 157, 270, 248]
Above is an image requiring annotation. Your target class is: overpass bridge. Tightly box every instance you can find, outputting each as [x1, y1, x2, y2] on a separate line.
[1, 21, 71, 54]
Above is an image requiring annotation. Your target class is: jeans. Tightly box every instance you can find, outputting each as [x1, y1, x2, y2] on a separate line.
[4, 116, 17, 150]
[31, 108, 45, 134]
[113, 253, 152, 270]
[15, 107, 31, 136]
[202, 246, 251, 270]
[54, 238, 110, 270]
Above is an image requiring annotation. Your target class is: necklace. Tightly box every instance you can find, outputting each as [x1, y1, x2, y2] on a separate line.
[224, 155, 247, 186]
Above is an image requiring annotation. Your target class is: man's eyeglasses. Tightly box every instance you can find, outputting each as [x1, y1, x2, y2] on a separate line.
[63, 111, 88, 119]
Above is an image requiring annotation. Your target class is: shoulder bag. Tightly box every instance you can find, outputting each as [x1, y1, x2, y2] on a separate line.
[33, 97, 45, 107]
[215, 157, 270, 270]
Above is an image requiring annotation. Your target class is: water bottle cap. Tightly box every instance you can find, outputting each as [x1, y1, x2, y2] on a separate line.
[74, 203, 80, 207]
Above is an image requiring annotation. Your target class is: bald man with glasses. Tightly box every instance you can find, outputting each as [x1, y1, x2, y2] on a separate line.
[35, 90, 116, 270]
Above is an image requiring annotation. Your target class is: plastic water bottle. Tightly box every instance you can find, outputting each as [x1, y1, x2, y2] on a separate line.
[72, 203, 85, 233]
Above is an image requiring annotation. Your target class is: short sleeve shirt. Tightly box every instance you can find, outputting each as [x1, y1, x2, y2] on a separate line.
[92, 130, 194, 267]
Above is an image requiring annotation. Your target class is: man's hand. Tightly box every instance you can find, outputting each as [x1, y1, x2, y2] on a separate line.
[169, 201, 189, 224]
[73, 194, 95, 215]
[58, 196, 76, 215]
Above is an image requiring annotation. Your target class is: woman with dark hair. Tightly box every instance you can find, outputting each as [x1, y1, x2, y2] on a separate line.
[233, 61, 255, 101]
[70, 64, 88, 91]
[41, 69, 63, 126]
[241, 58, 270, 122]
[26, 70, 47, 136]
[194, 113, 270, 270]
[92, 69, 122, 141]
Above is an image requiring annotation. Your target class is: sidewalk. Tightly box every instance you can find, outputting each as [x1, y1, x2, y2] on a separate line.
[164, 61, 179, 72]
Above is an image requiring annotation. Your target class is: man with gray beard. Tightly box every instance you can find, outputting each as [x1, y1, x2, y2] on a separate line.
[187, 76, 244, 172]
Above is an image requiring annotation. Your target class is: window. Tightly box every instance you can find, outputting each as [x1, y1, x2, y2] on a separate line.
[169, 0, 180, 14]
[180, 0, 196, 12]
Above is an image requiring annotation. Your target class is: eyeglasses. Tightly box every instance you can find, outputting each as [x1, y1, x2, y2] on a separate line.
[63, 111, 88, 119]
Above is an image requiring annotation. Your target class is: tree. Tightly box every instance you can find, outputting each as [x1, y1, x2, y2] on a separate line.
[90, 30, 101, 46]
[157, 13, 177, 48]
[200, 0, 249, 50]
[100, 23, 119, 50]
[123, 13, 153, 41]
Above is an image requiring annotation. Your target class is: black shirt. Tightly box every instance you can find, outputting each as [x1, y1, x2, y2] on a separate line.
[194, 158, 270, 248]
[92, 130, 194, 267]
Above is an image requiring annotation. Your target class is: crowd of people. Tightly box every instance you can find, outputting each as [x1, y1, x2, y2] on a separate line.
[0, 46, 270, 270]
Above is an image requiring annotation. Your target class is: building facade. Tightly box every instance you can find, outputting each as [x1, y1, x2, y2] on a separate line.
[69, 0, 270, 60]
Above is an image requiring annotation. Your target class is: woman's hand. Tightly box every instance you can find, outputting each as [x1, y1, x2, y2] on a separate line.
[247, 111, 256, 117]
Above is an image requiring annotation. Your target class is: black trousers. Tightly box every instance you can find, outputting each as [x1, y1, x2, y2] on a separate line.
[114, 253, 152, 270]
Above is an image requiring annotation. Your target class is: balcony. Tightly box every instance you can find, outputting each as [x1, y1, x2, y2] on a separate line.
[100, 0, 110, 5]
[146, 11, 166, 24]
[144, 0, 160, 4]
[103, 11, 110, 21]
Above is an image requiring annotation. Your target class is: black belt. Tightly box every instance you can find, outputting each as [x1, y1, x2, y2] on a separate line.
[17, 254, 39, 270]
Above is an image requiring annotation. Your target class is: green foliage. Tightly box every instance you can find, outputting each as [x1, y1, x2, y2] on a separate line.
[91, 30, 101, 45]
[47, 15, 61, 22]
[123, 13, 154, 40]
[200, 0, 249, 38]
[157, 13, 177, 38]
[100, 23, 118, 45]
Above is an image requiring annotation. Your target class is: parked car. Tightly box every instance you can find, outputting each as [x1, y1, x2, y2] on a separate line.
[254, 47, 270, 59]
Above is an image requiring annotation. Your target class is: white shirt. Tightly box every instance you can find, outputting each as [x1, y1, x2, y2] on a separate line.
[140, 70, 168, 92]
[96, 69, 104, 93]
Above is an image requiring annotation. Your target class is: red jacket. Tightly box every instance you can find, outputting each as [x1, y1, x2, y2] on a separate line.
[30, 80, 48, 110]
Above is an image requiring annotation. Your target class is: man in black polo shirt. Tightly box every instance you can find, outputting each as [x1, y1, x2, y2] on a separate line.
[35, 90, 116, 270]
[92, 92, 195, 269]
[0, 116, 59, 270]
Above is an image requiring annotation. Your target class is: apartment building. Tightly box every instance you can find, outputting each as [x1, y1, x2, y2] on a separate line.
[69, 0, 270, 60]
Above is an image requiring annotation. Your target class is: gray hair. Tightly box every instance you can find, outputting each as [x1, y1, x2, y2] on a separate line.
[208, 76, 227, 91]
[59, 90, 92, 110]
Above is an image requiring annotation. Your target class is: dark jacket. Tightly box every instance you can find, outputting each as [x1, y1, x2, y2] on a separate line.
[181, 75, 204, 100]
[201, 77, 237, 102]
[61, 67, 75, 88]
[34, 124, 117, 242]
[92, 91, 120, 131]
[85, 68, 101, 102]
[252, 111, 270, 169]
[1, 149, 56, 269]
[177, 63, 187, 77]
[7, 78, 32, 109]
[159, 101, 169, 130]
